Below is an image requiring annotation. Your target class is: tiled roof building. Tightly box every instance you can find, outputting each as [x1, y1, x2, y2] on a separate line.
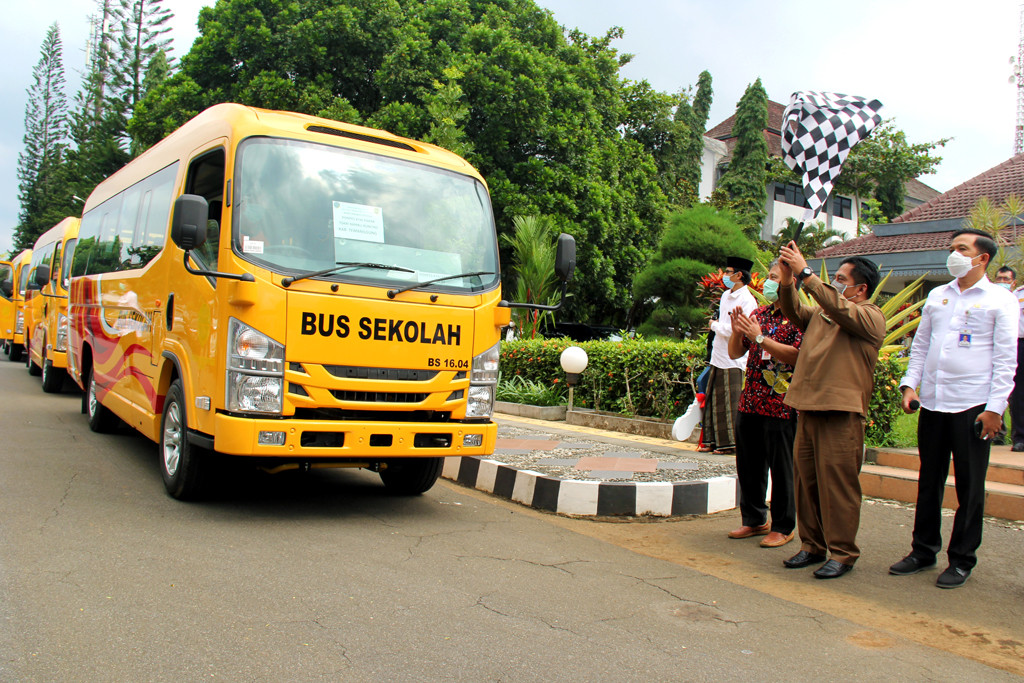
[703, 99, 938, 241]
[816, 154, 1024, 292]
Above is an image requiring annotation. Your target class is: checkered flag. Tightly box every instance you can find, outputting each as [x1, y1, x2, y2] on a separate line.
[781, 91, 883, 221]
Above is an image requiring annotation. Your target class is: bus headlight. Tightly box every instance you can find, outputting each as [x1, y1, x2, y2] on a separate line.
[466, 342, 499, 418]
[226, 318, 284, 414]
[55, 313, 68, 352]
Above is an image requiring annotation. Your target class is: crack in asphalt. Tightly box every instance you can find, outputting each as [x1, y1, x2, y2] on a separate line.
[40, 472, 78, 531]
[454, 554, 587, 575]
[473, 594, 581, 635]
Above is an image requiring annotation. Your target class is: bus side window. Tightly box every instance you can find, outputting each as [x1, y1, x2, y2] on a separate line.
[133, 162, 177, 267]
[0, 264, 12, 300]
[62, 239, 77, 287]
[51, 242, 63, 284]
[185, 149, 225, 271]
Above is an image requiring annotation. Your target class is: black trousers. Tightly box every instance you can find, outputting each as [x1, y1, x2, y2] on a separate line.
[912, 405, 991, 570]
[735, 411, 796, 534]
[1009, 338, 1024, 444]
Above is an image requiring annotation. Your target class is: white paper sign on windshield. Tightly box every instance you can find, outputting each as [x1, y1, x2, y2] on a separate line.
[333, 201, 384, 243]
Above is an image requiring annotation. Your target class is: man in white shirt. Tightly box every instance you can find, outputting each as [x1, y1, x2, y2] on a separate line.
[997, 266, 1024, 451]
[891, 229, 1018, 588]
[700, 256, 758, 454]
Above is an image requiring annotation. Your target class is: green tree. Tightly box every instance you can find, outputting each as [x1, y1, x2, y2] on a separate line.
[773, 216, 844, 256]
[835, 120, 948, 222]
[423, 66, 473, 158]
[716, 78, 769, 238]
[621, 70, 712, 210]
[501, 215, 559, 339]
[632, 205, 755, 336]
[15, 23, 74, 251]
[112, 0, 175, 156]
[128, 0, 667, 324]
[65, 1, 131, 203]
[676, 70, 713, 206]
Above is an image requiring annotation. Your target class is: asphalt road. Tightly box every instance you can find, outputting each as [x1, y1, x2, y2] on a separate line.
[0, 360, 1021, 681]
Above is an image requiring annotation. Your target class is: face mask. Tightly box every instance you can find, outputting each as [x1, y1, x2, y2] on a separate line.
[762, 279, 780, 302]
[946, 251, 977, 278]
[831, 278, 849, 298]
[722, 276, 734, 289]
[997, 282, 1013, 290]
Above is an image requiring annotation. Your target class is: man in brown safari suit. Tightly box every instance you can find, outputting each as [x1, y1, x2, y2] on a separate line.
[777, 241, 885, 579]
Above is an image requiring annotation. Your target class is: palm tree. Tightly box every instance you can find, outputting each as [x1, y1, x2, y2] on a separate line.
[500, 215, 560, 338]
[774, 217, 846, 255]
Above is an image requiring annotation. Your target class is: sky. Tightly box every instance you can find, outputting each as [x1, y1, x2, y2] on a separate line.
[1, 0, 1020, 256]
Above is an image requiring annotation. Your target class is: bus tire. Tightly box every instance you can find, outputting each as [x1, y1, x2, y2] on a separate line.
[9, 343, 22, 362]
[27, 351, 41, 377]
[41, 351, 63, 393]
[85, 366, 119, 433]
[379, 457, 443, 495]
[159, 379, 208, 500]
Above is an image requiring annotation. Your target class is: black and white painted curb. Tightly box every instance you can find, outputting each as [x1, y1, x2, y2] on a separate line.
[442, 456, 738, 518]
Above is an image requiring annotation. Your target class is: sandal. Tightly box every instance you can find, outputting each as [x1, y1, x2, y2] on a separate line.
[713, 447, 735, 455]
[697, 445, 714, 452]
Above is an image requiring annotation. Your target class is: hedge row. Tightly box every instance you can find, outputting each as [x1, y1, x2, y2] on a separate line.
[499, 337, 907, 444]
[499, 337, 706, 419]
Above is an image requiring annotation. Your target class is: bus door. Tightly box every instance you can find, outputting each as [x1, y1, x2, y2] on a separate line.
[169, 146, 225, 398]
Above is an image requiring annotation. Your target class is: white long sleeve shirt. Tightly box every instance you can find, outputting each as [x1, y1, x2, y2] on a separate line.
[1012, 285, 1024, 338]
[900, 276, 1019, 415]
[709, 285, 758, 370]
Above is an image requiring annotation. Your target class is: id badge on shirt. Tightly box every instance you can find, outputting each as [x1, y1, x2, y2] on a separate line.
[959, 328, 972, 347]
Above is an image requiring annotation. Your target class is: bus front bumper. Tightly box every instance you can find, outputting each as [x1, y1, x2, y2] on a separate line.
[210, 412, 497, 458]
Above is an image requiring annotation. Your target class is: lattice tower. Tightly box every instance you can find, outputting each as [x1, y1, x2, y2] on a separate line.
[1017, 5, 1024, 155]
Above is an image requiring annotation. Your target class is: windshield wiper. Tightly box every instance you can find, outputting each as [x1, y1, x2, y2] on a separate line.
[282, 262, 415, 287]
[386, 271, 495, 299]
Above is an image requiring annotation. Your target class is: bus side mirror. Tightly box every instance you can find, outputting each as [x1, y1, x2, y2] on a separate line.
[554, 233, 576, 282]
[34, 265, 50, 287]
[171, 194, 209, 252]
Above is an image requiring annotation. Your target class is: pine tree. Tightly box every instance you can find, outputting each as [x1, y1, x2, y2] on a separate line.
[67, 1, 129, 199]
[676, 70, 713, 207]
[716, 78, 769, 238]
[15, 23, 72, 251]
[111, 0, 175, 156]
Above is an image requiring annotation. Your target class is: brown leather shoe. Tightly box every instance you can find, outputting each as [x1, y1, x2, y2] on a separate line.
[759, 531, 795, 548]
[727, 522, 770, 539]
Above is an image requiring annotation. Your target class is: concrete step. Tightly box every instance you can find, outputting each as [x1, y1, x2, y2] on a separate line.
[867, 447, 1024, 487]
[860, 463, 1024, 522]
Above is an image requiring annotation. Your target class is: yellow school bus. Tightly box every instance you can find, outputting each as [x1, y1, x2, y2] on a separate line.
[3, 249, 32, 362]
[24, 217, 80, 392]
[68, 103, 574, 500]
[0, 258, 12, 351]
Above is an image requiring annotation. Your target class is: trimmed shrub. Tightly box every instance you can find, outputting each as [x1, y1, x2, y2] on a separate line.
[500, 336, 706, 419]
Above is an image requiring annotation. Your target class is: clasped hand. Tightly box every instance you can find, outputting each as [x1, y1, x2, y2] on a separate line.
[728, 307, 760, 340]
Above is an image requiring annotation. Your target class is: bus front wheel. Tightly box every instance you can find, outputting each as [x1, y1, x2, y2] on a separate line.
[160, 379, 209, 500]
[379, 457, 443, 495]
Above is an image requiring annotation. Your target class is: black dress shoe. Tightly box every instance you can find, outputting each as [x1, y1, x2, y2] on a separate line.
[783, 550, 827, 568]
[889, 555, 936, 575]
[1013, 442, 1024, 452]
[813, 559, 853, 579]
[936, 565, 971, 588]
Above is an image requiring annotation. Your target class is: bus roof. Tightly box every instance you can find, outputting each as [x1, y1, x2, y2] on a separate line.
[31, 217, 80, 251]
[84, 103, 482, 212]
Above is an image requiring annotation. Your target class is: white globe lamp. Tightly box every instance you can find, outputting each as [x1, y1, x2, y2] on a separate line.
[559, 346, 589, 412]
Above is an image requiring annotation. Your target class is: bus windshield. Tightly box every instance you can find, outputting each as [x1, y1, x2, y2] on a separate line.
[233, 137, 500, 293]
